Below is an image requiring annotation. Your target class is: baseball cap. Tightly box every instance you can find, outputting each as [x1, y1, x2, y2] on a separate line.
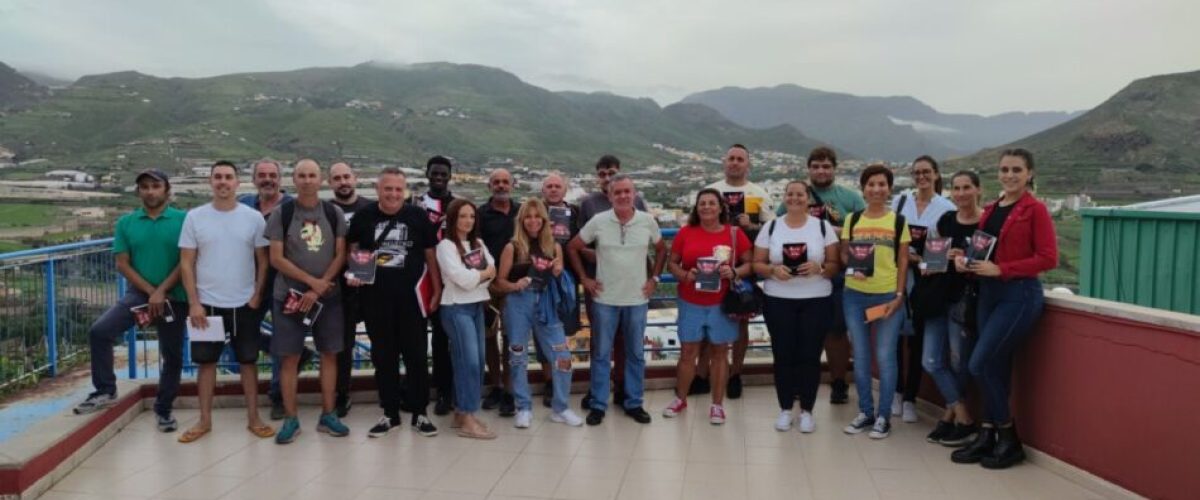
[135, 168, 170, 186]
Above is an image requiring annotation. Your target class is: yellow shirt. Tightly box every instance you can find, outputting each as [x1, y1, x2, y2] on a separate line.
[841, 211, 911, 294]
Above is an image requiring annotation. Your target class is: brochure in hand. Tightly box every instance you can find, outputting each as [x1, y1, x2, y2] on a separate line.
[908, 224, 929, 250]
[845, 242, 876, 277]
[782, 243, 808, 275]
[462, 247, 487, 271]
[284, 288, 324, 327]
[694, 257, 722, 292]
[346, 249, 377, 284]
[527, 254, 555, 291]
[921, 237, 952, 272]
[967, 230, 998, 263]
[130, 302, 175, 328]
[549, 206, 572, 243]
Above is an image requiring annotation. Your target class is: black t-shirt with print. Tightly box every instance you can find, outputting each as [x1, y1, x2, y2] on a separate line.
[346, 202, 437, 299]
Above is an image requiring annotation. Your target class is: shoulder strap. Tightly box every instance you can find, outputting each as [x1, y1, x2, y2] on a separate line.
[848, 210, 863, 241]
[894, 213, 906, 264]
[373, 208, 400, 250]
[819, 217, 826, 238]
[897, 193, 909, 215]
[280, 200, 296, 239]
[321, 200, 338, 231]
[767, 219, 777, 238]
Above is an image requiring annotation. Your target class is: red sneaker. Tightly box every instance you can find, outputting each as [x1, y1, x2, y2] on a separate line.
[662, 397, 687, 418]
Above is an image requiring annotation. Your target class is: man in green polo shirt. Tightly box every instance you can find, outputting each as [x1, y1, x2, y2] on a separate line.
[73, 169, 188, 433]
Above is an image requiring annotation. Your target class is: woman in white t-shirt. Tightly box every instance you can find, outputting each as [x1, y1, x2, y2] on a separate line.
[752, 180, 840, 433]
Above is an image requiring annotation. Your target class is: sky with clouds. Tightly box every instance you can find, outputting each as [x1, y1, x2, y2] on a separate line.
[1, 0, 1196, 115]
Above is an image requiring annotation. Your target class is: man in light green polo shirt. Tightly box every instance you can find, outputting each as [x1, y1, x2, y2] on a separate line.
[73, 169, 189, 434]
[569, 174, 667, 426]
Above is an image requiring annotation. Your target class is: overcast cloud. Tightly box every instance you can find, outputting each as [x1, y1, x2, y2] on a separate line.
[1, 0, 1197, 114]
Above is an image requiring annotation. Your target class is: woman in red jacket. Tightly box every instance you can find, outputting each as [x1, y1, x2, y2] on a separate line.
[951, 148, 1057, 470]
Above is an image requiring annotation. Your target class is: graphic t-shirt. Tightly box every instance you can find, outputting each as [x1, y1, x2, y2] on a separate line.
[414, 192, 455, 241]
[671, 224, 751, 306]
[345, 203, 437, 299]
[178, 203, 269, 308]
[755, 217, 840, 299]
[707, 180, 775, 240]
[265, 201, 348, 301]
[332, 196, 374, 225]
[841, 211, 911, 294]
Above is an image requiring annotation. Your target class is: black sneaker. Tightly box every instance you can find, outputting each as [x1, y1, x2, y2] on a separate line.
[270, 400, 286, 421]
[580, 392, 595, 411]
[830, 379, 849, 405]
[499, 392, 517, 417]
[727, 374, 743, 400]
[939, 422, 979, 448]
[434, 394, 452, 416]
[335, 397, 352, 419]
[624, 407, 652, 424]
[926, 420, 954, 443]
[586, 409, 605, 426]
[688, 376, 711, 395]
[482, 387, 504, 410]
[411, 414, 438, 437]
[368, 416, 399, 438]
[156, 413, 178, 433]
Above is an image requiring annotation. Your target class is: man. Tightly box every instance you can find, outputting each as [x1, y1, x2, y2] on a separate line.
[328, 161, 373, 417]
[265, 159, 350, 443]
[411, 155, 458, 416]
[177, 161, 273, 443]
[237, 158, 307, 420]
[538, 172, 582, 407]
[346, 168, 441, 438]
[478, 168, 519, 416]
[569, 174, 667, 425]
[577, 155, 648, 411]
[73, 169, 187, 433]
[780, 146, 865, 404]
[702, 144, 776, 399]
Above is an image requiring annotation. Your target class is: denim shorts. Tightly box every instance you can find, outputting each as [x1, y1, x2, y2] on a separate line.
[676, 300, 738, 344]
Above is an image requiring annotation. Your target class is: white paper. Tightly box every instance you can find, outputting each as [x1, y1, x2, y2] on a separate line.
[188, 316, 226, 342]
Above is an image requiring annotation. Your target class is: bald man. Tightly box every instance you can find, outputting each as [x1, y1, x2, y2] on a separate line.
[479, 168, 518, 416]
[537, 173, 583, 407]
[328, 161, 374, 417]
[265, 159, 350, 443]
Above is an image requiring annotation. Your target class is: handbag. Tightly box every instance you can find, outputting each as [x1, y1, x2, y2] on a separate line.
[720, 225, 763, 318]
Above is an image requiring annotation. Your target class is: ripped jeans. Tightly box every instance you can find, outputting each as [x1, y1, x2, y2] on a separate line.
[504, 289, 574, 413]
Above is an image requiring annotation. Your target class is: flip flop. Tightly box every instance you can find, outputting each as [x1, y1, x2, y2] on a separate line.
[456, 427, 497, 440]
[177, 426, 210, 444]
[247, 423, 276, 438]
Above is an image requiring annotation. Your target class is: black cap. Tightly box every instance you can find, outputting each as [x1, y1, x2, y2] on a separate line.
[135, 168, 170, 186]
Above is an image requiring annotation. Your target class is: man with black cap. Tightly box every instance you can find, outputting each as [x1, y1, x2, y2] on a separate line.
[73, 169, 188, 434]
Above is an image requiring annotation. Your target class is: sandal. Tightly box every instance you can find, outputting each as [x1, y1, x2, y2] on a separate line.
[247, 423, 276, 438]
[177, 426, 210, 444]
[456, 427, 497, 440]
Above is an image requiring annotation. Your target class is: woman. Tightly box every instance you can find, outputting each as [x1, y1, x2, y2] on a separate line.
[921, 171, 983, 447]
[752, 181, 839, 433]
[662, 189, 751, 425]
[952, 149, 1057, 469]
[841, 164, 910, 440]
[891, 155, 956, 422]
[436, 199, 498, 440]
[496, 198, 585, 428]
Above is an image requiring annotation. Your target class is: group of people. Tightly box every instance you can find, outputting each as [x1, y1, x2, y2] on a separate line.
[74, 144, 1056, 469]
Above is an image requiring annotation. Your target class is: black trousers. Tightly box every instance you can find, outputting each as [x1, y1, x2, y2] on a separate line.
[898, 315, 926, 402]
[430, 309, 453, 398]
[363, 294, 429, 419]
[763, 295, 832, 411]
[336, 292, 362, 404]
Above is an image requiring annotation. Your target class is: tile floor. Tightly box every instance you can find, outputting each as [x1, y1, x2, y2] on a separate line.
[39, 386, 1108, 500]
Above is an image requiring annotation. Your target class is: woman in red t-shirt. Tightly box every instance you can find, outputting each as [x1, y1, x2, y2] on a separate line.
[662, 189, 751, 425]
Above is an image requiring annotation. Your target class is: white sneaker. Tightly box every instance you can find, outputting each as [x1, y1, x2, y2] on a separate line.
[891, 394, 902, 417]
[868, 417, 891, 439]
[550, 409, 584, 427]
[844, 412, 873, 434]
[774, 410, 793, 431]
[514, 410, 533, 429]
[798, 411, 815, 433]
[902, 401, 918, 423]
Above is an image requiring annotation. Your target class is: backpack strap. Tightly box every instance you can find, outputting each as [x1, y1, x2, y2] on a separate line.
[281, 199, 338, 240]
[847, 210, 863, 241]
[893, 213, 906, 265]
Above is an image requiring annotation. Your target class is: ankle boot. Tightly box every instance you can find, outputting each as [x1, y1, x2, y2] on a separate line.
[981, 423, 1026, 469]
[951, 422, 995, 464]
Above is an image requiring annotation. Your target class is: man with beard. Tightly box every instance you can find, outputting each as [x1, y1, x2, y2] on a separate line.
[478, 168, 518, 416]
[411, 156, 458, 415]
[328, 161, 373, 417]
[73, 169, 187, 434]
[238, 158, 309, 420]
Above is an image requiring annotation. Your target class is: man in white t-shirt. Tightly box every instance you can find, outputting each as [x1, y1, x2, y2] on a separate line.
[703, 144, 776, 399]
[177, 161, 273, 443]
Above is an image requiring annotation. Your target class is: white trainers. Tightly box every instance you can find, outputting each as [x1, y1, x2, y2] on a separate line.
[774, 410, 793, 431]
[514, 410, 533, 429]
[550, 409, 584, 427]
[868, 416, 891, 439]
[798, 411, 815, 433]
[902, 401, 918, 423]
[891, 394, 902, 417]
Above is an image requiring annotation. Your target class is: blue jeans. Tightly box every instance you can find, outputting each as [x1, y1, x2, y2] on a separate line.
[589, 303, 648, 412]
[88, 290, 186, 417]
[971, 278, 1044, 423]
[843, 289, 904, 419]
[440, 302, 487, 414]
[504, 290, 574, 413]
[922, 310, 974, 407]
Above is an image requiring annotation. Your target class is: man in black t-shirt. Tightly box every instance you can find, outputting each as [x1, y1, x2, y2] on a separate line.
[328, 161, 374, 417]
[345, 168, 442, 438]
[478, 168, 519, 416]
[411, 156, 459, 416]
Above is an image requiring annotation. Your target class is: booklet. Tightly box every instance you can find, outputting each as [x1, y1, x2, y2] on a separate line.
[284, 288, 324, 327]
[782, 243, 808, 276]
[967, 230, 998, 263]
[187, 316, 225, 343]
[549, 206, 572, 243]
[921, 237, 952, 272]
[694, 257, 722, 292]
[130, 302, 175, 328]
[865, 303, 889, 323]
[723, 191, 745, 219]
[845, 242, 876, 277]
[462, 247, 487, 271]
[346, 249, 378, 284]
[527, 254, 555, 291]
[908, 224, 929, 251]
